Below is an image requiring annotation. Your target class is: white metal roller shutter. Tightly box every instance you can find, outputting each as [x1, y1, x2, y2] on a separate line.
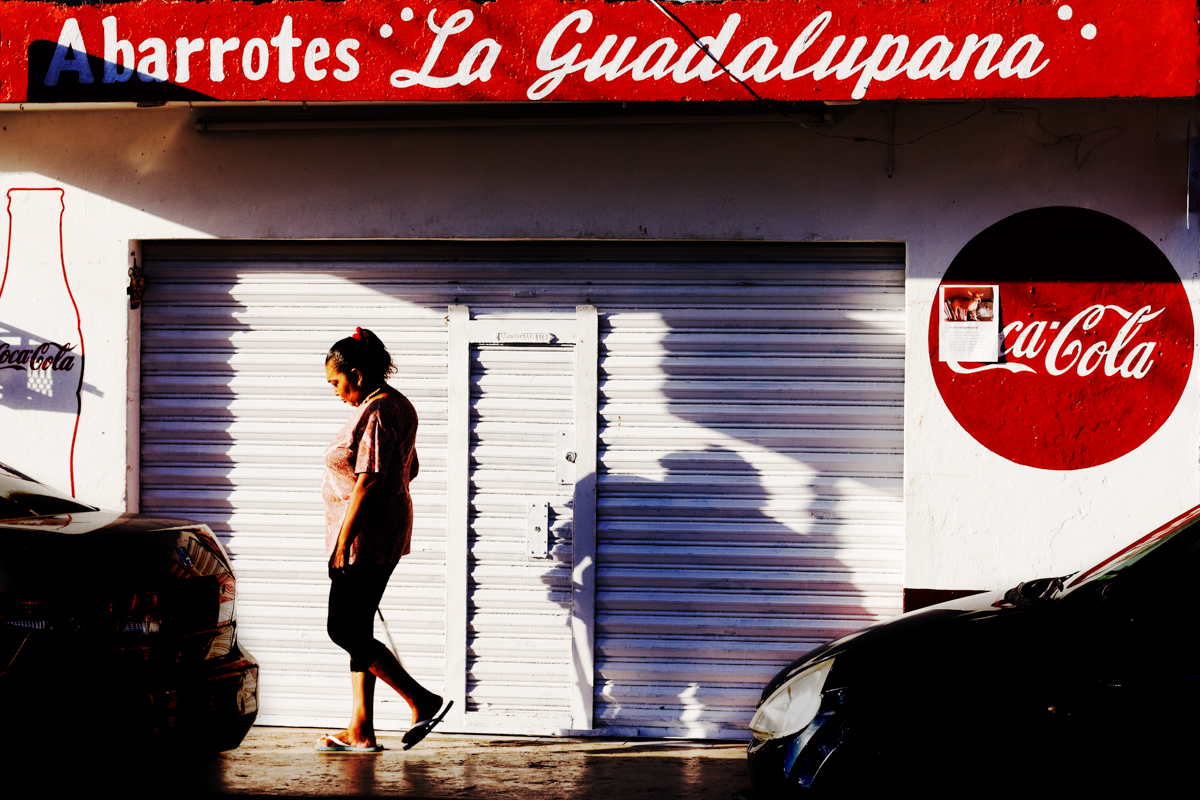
[139, 263, 454, 729]
[593, 271, 905, 738]
[140, 243, 903, 738]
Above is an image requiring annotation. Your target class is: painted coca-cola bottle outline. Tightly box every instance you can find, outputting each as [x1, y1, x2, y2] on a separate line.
[0, 188, 85, 495]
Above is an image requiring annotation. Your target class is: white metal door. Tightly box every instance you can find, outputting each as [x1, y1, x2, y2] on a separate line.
[444, 306, 598, 735]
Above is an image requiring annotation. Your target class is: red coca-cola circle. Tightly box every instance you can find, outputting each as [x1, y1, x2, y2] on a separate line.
[929, 207, 1193, 470]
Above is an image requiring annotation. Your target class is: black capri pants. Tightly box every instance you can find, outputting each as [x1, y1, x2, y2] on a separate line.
[327, 560, 398, 672]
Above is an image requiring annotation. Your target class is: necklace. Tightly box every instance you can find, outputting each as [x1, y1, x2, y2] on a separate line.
[362, 386, 387, 404]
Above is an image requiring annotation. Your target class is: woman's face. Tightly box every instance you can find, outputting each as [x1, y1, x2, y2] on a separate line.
[326, 362, 367, 406]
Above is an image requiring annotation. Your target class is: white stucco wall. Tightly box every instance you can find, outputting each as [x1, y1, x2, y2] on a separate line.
[0, 98, 1195, 591]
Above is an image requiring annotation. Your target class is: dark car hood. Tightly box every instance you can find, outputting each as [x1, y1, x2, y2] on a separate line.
[0, 510, 206, 536]
[761, 589, 1031, 698]
[0, 511, 231, 595]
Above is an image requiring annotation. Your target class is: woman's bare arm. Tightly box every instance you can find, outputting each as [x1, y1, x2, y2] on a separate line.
[331, 471, 380, 569]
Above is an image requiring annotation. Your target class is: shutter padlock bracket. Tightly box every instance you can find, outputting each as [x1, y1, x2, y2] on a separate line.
[527, 501, 550, 559]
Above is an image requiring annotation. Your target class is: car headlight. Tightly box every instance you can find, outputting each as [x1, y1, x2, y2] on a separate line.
[749, 659, 834, 741]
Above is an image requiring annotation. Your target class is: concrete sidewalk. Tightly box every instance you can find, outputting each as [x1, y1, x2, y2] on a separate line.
[136, 727, 755, 798]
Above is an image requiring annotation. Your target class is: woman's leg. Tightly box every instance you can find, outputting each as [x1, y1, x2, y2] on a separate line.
[324, 563, 391, 748]
[316, 669, 380, 748]
[348, 670, 377, 743]
[324, 560, 444, 744]
[367, 648, 443, 724]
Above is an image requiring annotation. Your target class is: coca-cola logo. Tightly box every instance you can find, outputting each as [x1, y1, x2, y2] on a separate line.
[929, 207, 1194, 470]
[0, 341, 77, 372]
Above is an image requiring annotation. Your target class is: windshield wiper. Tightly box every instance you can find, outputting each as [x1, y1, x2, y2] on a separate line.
[1004, 576, 1068, 607]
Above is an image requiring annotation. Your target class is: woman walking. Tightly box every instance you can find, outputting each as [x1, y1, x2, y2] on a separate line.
[317, 327, 451, 753]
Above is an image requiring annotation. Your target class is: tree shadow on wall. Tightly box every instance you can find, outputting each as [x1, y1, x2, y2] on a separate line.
[593, 444, 858, 736]
[588, 259, 905, 736]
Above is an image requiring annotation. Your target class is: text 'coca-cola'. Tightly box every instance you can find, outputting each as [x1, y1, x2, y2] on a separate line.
[0, 342, 78, 372]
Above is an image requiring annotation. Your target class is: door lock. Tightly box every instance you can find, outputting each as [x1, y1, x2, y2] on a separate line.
[556, 431, 577, 485]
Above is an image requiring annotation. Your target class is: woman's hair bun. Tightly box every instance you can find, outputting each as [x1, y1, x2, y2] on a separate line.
[326, 327, 396, 382]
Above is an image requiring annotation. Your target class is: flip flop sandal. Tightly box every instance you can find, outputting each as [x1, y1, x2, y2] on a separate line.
[316, 734, 384, 753]
[402, 700, 454, 751]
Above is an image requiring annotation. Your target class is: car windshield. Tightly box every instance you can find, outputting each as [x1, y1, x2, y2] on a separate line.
[1062, 503, 1200, 593]
[0, 462, 95, 519]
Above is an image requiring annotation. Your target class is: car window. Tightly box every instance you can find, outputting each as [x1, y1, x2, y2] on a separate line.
[1062, 504, 1200, 592]
[0, 464, 95, 519]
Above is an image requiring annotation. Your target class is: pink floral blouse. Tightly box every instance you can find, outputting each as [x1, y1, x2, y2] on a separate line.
[322, 389, 419, 566]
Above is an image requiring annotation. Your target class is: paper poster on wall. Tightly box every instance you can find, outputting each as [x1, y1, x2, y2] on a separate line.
[938, 285, 999, 362]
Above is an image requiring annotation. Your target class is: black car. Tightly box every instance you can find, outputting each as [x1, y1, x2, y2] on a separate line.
[0, 462, 257, 757]
[747, 503, 1200, 795]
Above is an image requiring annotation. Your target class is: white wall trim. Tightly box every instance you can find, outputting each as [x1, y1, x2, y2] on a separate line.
[444, 304, 470, 729]
[124, 240, 141, 513]
[570, 304, 598, 730]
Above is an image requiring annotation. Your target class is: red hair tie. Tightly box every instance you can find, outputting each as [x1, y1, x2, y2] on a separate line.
[352, 327, 362, 340]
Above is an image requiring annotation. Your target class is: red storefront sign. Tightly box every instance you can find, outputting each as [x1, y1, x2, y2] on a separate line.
[0, 0, 1196, 104]
[928, 208, 1195, 471]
